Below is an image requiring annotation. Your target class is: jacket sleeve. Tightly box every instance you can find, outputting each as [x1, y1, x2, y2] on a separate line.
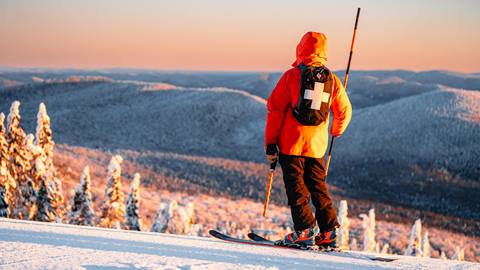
[330, 75, 352, 136]
[265, 72, 291, 146]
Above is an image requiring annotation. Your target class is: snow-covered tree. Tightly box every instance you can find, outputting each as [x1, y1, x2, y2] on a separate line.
[35, 103, 64, 222]
[360, 208, 376, 252]
[421, 231, 430, 258]
[151, 200, 177, 233]
[452, 246, 464, 261]
[0, 113, 15, 217]
[224, 221, 237, 236]
[35, 103, 54, 171]
[440, 251, 447, 260]
[336, 200, 350, 250]
[68, 166, 94, 226]
[405, 219, 422, 256]
[28, 138, 59, 222]
[99, 155, 125, 229]
[34, 177, 57, 222]
[169, 205, 193, 234]
[125, 173, 142, 231]
[350, 238, 358, 251]
[380, 243, 390, 254]
[7, 101, 33, 219]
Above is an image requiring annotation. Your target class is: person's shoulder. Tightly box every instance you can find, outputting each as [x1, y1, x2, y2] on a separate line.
[284, 67, 299, 76]
[328, 69, 342, 83]
[281, 67, 300, 81]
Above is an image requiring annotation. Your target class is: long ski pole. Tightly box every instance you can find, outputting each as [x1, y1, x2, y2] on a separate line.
[262, 160, 277, 217]
[324, 7, 361, 178]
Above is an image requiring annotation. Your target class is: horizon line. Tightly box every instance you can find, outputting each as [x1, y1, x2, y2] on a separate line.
[1, 65, 478, 75]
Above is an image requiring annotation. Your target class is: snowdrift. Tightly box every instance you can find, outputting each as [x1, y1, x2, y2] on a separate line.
[0, 218, 477, 270]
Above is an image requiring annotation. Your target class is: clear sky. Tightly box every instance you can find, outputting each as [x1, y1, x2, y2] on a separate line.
[1, 0, 479, 72]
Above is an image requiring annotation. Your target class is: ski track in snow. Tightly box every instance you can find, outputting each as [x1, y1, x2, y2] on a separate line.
[0, 219, 478, 270]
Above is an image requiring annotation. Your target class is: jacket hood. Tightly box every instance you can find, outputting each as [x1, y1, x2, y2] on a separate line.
[292, 32, 328, 67]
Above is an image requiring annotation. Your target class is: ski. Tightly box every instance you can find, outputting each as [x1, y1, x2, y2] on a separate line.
[209, 230, 292, 249]
[247, 232, 398, 262]
[248, 232, 340, 252]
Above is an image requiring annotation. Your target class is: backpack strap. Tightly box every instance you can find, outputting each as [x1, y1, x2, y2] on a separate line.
[294, 63, 309, 113]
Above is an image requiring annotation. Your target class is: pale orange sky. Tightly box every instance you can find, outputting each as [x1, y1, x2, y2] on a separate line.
[1, 0, 479, 72]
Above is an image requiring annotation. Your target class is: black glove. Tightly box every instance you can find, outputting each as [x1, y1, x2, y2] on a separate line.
[265, 144, 278, 165]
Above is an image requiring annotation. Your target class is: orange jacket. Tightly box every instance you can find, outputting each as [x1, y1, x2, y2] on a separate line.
[265, 32, 352, 158]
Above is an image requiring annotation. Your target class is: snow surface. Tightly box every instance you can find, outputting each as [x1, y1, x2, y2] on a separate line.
[0, 218, 478, 270]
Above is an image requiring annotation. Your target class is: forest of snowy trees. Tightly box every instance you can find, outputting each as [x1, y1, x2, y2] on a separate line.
[0, 100, 195, 233]
[0, 100, 466, 261]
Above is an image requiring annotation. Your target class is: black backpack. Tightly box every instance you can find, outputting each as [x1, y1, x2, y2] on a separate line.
[292, 64, 333, 126]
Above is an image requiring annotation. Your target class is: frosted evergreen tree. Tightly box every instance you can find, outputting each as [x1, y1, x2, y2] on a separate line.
[336, 200, 350, 250]
[404, 219, 422, 256]
[421, 231, 431, 257]
[169, 205, 192, 234]
[440, 251, 447, 260]
[7, 101, 33, 219]
[35, 103, 64, 222]
[35, 103, 54, 172]
[186, 202, 195, 233]
[28, 139, 58, 222]
[125, 173, 142, 231]
[99, 155, 125, 229]
[49, 177, 65, 222]
[380, 243, 390, 254]
[350, 238, 358, 251]
[151, 200, 177, 233]
[34, 177, 57, 222]
[452, 246, 464, 261]
[0, 113, 15, 217]
[360, 208, 376, 252]
[68, 166, 94, 226]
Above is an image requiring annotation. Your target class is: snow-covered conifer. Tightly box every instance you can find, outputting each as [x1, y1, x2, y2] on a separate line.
[452, 246, 464, 261]
[125, 173, 142, 231]
[28, 139, 58, 222]
[35, 103, 54, 171]
[68, 166, 94, 226]
[404, 219, 422, 256]
[49, 177, 65, 222]
[99, 155, 125, 229]
[336, 200, 350, 250]
[151, 200, 177, 233]
[350, 238, 358, 251]
[421, 231, 430, 257]
[440, 251, 447, 260]
[0, 113, 15, 217]
[360, 208, 376, 252]
[34, 177, 57, 222]
[380, 243, 390, 254]
[169, 205, 192, 234]
[7, 101, 33, 219]
[35, 103, 64, 222]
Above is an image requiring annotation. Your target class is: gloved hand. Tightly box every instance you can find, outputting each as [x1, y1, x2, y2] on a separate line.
[265, 144, 278, 165]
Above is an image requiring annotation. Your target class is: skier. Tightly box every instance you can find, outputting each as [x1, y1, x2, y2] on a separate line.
[265, 31, 352, 248]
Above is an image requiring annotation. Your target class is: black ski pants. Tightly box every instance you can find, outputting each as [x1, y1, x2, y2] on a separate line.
[279, 153, 339, 232]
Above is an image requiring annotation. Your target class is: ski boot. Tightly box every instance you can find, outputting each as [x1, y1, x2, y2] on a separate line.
[315, 229, 338, 251]
[275, 227, 319, 249]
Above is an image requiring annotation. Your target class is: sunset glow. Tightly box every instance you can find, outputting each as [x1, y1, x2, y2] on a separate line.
[1, 0, 479, 72]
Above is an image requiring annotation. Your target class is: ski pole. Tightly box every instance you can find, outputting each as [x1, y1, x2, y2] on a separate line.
[324, 7, 361, 179]
[262, 160, 277, 217]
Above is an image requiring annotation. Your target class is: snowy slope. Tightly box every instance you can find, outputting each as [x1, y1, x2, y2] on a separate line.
[0, 218, 477, 270]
